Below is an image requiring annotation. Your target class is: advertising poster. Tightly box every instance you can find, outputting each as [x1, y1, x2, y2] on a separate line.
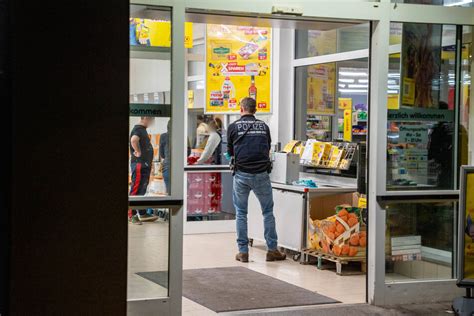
[387, 94, 400, 110]
[307, 64, 336, 115]
[462, 171, 474, 281]
[205, 24, 271, 114]
[343, 109, 352, 142]
[400, 23, 442, 108]
[130, 18, 193, 48]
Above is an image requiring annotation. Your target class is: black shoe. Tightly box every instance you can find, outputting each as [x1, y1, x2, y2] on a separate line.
[266, 250, 286, 261]
[235, 252, 249, 263]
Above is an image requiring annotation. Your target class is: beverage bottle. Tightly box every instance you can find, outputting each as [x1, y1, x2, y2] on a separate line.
[248, 75, 257, 100]
[221, 77, 235, 100]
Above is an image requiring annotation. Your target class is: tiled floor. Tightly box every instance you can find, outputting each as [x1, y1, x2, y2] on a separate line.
[127, 225, 365, 315]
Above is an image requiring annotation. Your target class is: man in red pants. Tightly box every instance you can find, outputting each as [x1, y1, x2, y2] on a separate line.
[129, 117, 158, 225]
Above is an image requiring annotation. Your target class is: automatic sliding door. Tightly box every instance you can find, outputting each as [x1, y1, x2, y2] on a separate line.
[128, 4, 184, 315]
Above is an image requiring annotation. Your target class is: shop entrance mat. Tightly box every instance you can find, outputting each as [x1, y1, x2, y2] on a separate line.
[137, 266, 339, 312]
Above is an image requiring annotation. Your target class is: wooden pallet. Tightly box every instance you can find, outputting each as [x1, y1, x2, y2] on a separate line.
[303, 249, 366, 275]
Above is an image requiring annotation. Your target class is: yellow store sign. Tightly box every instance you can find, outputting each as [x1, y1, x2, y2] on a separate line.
[205, 24, 272, 114]
[130, 19, 193, 48]
[343, 109, 352, 142]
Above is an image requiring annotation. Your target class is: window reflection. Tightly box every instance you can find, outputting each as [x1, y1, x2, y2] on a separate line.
[386, 23, 458, 190]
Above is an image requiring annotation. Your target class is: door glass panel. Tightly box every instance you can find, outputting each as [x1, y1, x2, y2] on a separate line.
[294, 58, 369, 143]
[384, 200, 456, 282]
[391, 0, 473, 7]
[128, 207, 170, 298]
[128, 5, 172, 303]
[129, 5, 172, 197]
[295, 23, 369, 59]
[386, 23, 458, 190]
[460, 26, 473, 166]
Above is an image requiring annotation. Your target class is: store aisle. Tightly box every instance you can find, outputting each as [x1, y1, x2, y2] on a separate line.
[182, 233, 365, 315]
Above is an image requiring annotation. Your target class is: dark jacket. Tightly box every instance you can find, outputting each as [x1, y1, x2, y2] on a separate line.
[227, 115, 271, 174]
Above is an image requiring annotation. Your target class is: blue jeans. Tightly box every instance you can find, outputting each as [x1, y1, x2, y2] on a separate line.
[233, 171, 278, 253]
[162, 167, 170, 195]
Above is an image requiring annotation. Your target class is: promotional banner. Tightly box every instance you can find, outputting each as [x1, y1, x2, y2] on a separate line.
[400, 23, 442, 108]
[205, 24, 271, 114]
[307, 64, 336, 115]
[462, 169, 474, 282]
[343, 109, 352, 142]
[130, 19, 193, 48]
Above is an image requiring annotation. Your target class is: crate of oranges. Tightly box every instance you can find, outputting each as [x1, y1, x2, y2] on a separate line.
[310, 205, 366, 258]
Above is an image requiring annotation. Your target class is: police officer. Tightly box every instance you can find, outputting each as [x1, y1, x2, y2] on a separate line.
[227, 97, 286, 263]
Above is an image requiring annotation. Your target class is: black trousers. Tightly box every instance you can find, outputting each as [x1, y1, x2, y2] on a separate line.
[129, 161, 151, 216]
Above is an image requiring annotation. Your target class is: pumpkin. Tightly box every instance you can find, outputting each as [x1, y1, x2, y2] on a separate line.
[337, 209, 349, 217]
[322, 241, 329, 253]
[349, 246, 358, 257]
[328, 223, 336, 233]
[349, 233, 360, 246]
[359, 235, 367, 247]
[348, 212, 357, 219]
[348, 217, 358, 227]
[336, 222, 345, 234]
[333, 245, 342, 256]
[341, 244, 350, 256]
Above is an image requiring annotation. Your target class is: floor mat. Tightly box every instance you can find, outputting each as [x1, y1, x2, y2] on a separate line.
[137, 266, 339, 313]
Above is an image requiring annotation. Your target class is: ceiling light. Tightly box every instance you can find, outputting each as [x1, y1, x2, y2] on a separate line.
[349, 84, 368, 88]
[445, 0, 473, 6]
[339, 89, 368, 93]
[339, 79, 355, 83]
[358, 79, 369, 84]
[339, 71, 368, 77]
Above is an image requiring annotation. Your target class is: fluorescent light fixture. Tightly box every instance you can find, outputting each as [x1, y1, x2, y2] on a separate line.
[445, 0, 472, 6]
[339, 84, 346, 88]
[388, 73, 400, 78]
[388, 85, 400, 89]
[358, 79, 369, 84]
[339, 71, 368, 77]
[388, 90, 399, 94]
[349, 84, 368, 88]
[339, 89, 368, 93]
[388, 80, 397, 85]
[339, 78, 355, 83]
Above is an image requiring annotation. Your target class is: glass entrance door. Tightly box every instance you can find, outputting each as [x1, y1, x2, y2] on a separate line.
[127, 3, 185, 315]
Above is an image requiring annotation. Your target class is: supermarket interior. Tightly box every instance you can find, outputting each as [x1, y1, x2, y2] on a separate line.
[127, 3, 473, 315]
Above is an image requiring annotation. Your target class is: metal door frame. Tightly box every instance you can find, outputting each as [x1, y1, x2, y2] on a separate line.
[131, 0, 474, 310]
[128, 0, 185, 315]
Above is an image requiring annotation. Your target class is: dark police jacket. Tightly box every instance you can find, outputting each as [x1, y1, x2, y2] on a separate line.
[227, 114, 271, 174]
